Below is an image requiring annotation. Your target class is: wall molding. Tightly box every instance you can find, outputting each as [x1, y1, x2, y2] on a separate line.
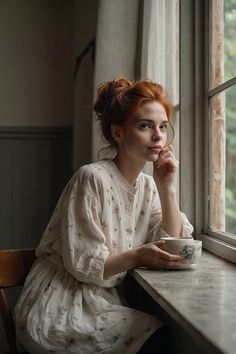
[0, 127, 73, 140]
[0, 128, 73, 250]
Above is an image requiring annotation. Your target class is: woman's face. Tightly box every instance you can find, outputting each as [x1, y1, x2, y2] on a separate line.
[113, 101, 169, 163]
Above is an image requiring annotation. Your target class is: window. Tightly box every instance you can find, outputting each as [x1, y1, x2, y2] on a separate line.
[179, 0, 236, 262]
[141, 0, 236, 262]
[209, 0, 236, 236]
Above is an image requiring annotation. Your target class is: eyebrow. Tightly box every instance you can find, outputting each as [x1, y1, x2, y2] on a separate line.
[137, 118, 169, 124]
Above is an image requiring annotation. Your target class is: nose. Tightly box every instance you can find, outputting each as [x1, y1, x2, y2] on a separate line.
[152, 128, 162, 141]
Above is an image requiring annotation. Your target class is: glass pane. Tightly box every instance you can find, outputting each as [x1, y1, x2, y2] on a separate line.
[209, 84, 236, 234]
[209, 0, 236, 89]
[225, 84, 236, 233]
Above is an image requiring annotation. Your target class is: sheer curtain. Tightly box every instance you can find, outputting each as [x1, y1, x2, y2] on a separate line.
[92, 0, 140, 161]
[140, 0, 179, 179]
[141, 0, 179, 105]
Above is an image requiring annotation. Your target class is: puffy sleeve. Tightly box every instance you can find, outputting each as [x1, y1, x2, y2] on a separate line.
[146, 181, 194, 242]
[60, 169, 110, 285]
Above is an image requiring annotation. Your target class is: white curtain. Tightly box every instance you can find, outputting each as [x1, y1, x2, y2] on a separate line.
[141, 0, 179, 105]
[92, 0, 140, 161]
[140, 0, 179, 181]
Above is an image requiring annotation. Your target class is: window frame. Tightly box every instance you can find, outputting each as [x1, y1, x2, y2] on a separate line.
[179, 0, 236, 263]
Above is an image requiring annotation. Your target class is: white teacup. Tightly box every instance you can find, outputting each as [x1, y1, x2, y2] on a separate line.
[161, 237, 202, 265]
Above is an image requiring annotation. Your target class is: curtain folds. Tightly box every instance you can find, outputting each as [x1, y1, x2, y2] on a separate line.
[141, 0, 179, 105]
[92, 0, 140, 161]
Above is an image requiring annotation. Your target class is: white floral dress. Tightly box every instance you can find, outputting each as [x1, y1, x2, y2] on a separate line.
[15, 159, 193, 354]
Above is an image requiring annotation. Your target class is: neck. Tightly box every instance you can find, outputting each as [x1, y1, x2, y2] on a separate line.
[113, 154, 145, 186]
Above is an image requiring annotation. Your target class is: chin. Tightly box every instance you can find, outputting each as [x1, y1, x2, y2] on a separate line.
[148, 153, 159, 160]
[147, 157, 158, 162]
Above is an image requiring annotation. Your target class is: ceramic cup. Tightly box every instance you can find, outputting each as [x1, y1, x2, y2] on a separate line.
[161, 237, 202, 265]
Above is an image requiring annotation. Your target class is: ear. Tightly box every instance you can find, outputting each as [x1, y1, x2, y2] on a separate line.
[111, 124, 124, 143]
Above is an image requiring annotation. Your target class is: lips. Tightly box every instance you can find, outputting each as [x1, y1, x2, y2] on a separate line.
[148, 145, 162, 153]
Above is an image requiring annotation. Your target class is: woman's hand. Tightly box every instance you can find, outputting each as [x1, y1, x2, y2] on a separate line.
[104, 240, 184, 277]
[136, 240, 184, 269]
[153, 145, 179, 190]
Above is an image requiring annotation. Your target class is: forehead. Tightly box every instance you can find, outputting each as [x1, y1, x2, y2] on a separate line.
[135, 101, 167, 117]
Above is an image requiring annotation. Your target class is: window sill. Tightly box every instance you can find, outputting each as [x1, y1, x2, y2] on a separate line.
[129, 251, 236, 354]
[201, 234, 236, 264]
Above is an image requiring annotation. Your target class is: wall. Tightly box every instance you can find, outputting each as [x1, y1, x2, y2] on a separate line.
[0, 0, 74, 247]
[0, 0, 73, 126]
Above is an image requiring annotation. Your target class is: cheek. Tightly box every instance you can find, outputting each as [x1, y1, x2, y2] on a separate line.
[163, 132, 168, 144]
[126, 130, 144, 141]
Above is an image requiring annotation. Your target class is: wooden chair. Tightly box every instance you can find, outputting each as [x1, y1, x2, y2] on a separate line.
[0, 248, 36, 354]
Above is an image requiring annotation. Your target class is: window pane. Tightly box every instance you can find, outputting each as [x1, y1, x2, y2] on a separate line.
[209, 0, 236, 89]
[225, 84, 236, 234]
[209, 84, 236, 235]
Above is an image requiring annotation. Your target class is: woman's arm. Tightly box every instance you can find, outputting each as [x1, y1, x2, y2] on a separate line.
[153, 145, 182, 237]
[158, 186, 182, 236]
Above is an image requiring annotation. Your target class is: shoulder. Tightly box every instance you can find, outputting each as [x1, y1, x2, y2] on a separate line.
[72, 160, 113, 192]
[78, 160, 112, 180]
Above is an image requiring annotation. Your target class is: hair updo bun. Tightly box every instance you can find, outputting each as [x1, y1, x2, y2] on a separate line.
[93, 77, 132, 143]
[93, 76, 174, 145]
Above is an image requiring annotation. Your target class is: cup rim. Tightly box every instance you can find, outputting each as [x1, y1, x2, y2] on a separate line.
[161, 237, 202, 244]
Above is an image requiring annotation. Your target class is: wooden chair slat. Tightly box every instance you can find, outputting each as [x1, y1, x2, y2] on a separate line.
[0, 248, 36, 354]
[0, 249, 36, 287]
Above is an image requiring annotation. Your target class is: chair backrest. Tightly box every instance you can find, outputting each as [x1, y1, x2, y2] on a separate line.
[0, 248, 36, 354]
[0, 248, 36, 287]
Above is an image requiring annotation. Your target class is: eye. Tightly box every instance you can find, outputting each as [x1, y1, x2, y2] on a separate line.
[160, 123, 168, 131]
[139, 122, 152, 130]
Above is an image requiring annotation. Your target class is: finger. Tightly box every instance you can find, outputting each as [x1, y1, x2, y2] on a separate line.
[156, 150, 176, 165]
[161, 144, 174, 154]
[156, 157, 178, 169]
[156, 154, 175, 167]
[152, 240, 165, 248]
[158, 151, 174, 159]
[160, 260, 185, 268]
[159, 249, 184, 262]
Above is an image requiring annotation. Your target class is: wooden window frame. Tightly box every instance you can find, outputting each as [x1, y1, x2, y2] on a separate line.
[179, 0, 236, 263]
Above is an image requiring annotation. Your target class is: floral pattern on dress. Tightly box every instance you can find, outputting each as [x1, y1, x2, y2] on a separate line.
[15, 159, 193, 354]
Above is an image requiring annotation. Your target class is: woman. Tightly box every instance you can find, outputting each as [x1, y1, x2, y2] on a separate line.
[15, 77, 193, 354]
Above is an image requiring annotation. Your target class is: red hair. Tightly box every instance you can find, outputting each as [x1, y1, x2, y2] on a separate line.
[93, 77, 174, 145]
